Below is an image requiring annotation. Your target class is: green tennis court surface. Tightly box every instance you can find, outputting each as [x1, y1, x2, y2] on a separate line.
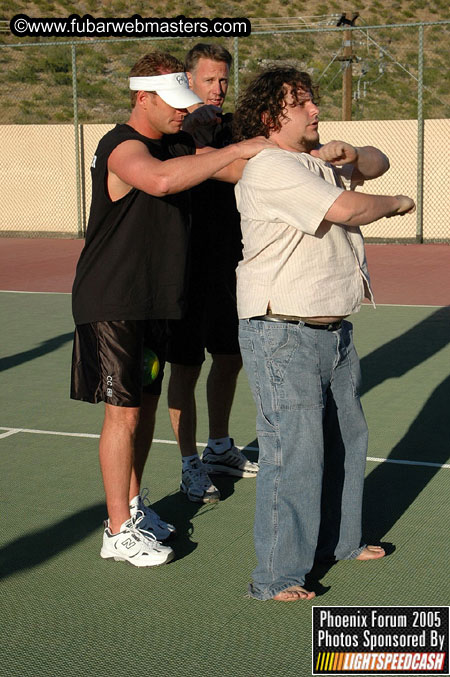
[1, 291, 449, 677]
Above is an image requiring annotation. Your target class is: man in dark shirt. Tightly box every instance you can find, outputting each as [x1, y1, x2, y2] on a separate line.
[167, 44, 259, 505]
[70, 51, 271, 566]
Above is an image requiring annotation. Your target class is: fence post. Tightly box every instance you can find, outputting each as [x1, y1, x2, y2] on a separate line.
[416, 25, 424, 243]
[72, 43, 84, 239]
[234, 37, 239, 106]
[79, 123, 86, 232]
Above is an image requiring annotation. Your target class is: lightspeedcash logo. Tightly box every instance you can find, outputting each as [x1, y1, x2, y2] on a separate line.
[312, 607, 449, 675]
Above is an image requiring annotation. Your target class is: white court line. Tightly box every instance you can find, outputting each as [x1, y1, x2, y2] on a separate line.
[0, 289, 71, 295]
[0, 426, 448, 469]
[0, 428, 22, 439]
[371, 302, 445, 309]
[366, 456, 450, 469]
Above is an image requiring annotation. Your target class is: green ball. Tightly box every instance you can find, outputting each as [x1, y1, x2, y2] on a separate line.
[142, 348, 160, 385]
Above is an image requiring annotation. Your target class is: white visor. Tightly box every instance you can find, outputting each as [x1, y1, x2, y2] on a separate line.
[129, 72, 202, 109]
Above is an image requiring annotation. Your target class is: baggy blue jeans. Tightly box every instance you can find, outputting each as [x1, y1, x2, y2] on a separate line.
[239, 318, 368, 600]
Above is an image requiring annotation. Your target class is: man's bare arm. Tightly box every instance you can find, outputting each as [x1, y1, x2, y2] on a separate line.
[107, 137, 273, 200]
[324, 190, 415, 227]
[197, 137, 278, 184]
[311, 141, 389, 180]
[194, 146, 247, 184]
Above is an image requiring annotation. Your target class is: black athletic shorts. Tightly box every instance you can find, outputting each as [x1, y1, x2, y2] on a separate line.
[70, 319, 168, 406]
[167, 273, 240, 366]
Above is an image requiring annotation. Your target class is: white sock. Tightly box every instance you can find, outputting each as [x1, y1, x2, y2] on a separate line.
[182, 453, 199, 469]
[207, 437, 231, 454]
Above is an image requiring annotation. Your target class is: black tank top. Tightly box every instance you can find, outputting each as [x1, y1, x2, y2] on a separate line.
[187, 113, 242, 276]
[72, 124, 195, 324]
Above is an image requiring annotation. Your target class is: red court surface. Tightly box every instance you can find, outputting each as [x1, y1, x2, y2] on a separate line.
[0, 238, 84, 294]
[0, 238, 449, 306]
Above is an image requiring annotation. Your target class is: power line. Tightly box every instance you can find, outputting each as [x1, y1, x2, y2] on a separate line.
[357, 28, 450, 108]
[250, 14, 342, 29]
[317, 51, 342, 82]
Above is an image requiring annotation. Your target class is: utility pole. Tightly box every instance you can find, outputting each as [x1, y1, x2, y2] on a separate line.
[337, 12, 359, 120]
[342, 19, 353, 120]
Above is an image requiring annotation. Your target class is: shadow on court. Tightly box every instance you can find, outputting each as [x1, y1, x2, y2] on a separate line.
[0, 479, 245, 580]
[148, 479, 241, 562]
[362, 373, 450, 542]
[360, 306, 450, 540]
[360, 306, 450, 395]
[0, 332, 73, 372]
[0, 502, 106, 580]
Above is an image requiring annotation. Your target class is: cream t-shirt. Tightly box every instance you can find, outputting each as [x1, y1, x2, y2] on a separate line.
[235, 148, 374, 319]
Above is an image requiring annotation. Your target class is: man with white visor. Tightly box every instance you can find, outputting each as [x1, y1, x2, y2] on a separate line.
[70, 52, 272, 567]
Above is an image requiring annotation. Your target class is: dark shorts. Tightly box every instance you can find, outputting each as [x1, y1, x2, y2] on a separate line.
[70, 319, 168, 407]
[167, 274, 240, 366]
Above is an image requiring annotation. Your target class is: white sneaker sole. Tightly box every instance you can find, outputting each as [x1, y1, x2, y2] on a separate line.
[180, 482, 220, 504]
[100, 548, 174, 567]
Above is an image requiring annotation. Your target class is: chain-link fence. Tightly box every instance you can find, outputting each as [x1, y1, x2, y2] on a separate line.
[0, 21, 449, 241]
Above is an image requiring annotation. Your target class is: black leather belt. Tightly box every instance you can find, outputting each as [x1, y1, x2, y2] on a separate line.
[251, 315, 343, 331]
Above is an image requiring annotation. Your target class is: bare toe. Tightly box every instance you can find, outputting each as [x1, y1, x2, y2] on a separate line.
[356, 545, 385, 561]
[273, 585, 316, 602]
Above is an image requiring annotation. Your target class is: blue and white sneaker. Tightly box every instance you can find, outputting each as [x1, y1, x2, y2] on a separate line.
[180, 456, 221, 503]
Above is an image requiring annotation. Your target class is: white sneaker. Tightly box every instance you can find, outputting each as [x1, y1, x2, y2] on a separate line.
[180, 456, 221, 503]
[202, 440, 259, 478]
[129, 488, 176, 541]
[100, 517, 174, 567]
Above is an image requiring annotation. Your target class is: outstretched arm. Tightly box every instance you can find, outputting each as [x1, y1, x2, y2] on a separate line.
[311, 141, 389, 180]
[107, 136, 273, 199]
[324, 190, 415, 227]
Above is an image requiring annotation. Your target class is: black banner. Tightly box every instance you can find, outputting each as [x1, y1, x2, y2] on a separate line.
[312, 606, 449, 674]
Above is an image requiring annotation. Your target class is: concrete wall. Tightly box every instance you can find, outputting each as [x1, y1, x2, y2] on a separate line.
[322, 119, 450, 242]
[1, 120, 449, 240]
[1, 125, 79, 236]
